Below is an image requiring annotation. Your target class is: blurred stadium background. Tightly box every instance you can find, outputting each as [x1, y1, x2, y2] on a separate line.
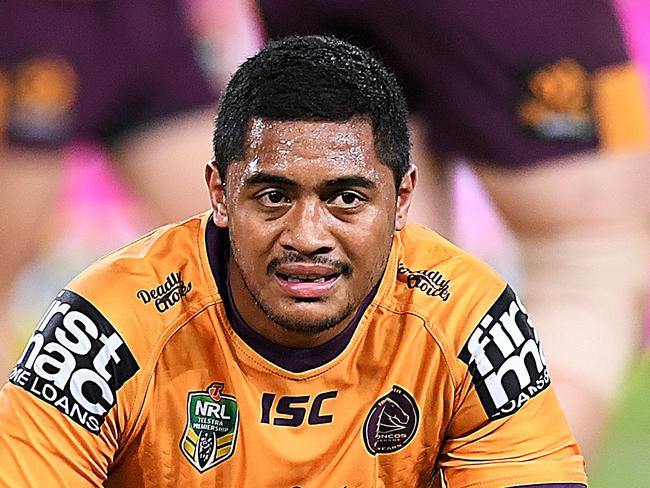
[1, 0, 649, 485]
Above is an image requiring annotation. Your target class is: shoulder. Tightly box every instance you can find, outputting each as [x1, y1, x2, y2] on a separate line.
[9, 212, 221, 436]
[393, 224, 554, 421]
[384, 224, 535, 381]
[389, 222, 507, 335]
[66, 211, 219, 361]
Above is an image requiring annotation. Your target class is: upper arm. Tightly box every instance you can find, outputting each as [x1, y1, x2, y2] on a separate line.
[437, 285, 587, 487]
[0, 383, 110, 487]
[0, 288, 140, 487]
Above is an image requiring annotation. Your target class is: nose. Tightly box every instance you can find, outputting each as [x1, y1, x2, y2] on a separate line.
[278, 198, 335, 255]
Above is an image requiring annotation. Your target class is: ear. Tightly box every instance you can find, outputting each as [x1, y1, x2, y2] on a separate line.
[395, 164, 417, 231]
[205, 160, 229, 228]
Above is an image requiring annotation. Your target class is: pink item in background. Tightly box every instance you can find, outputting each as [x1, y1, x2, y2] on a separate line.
[57, 141, 146, 254]
[183, 0, 262, 87]
[615, 0, 650, 343]
[616, 0, 650, 82]
[453, 163, 521, 288]
[7, 142, 147, 358]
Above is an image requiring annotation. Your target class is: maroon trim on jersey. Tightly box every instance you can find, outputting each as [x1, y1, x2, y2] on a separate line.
[512, 485, 586, 487]
[205, 218, 378, 373]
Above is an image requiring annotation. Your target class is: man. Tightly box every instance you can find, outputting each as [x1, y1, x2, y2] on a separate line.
[258, 0, 650, 458]
[0, 36, 587, 487]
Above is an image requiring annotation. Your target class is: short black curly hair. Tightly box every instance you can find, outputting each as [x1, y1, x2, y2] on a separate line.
[212, 35, 410, 188]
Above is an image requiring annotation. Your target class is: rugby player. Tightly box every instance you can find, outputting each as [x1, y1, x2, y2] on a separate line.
[0, 35, 587, 487]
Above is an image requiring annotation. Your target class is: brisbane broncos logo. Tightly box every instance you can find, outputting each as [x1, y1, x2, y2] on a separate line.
[363, 385, 419, 455]
[376, 398, 410, 434]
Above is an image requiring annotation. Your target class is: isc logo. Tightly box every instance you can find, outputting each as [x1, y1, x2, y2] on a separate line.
[459, 285, 550, 420]
[260, 391, 337, 427]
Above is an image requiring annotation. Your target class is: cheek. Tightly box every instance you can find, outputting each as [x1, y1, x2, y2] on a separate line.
[361, 202, 396, 239]
[341, 214, 394, 269]
[341, 195, 396, 231]
[229, 213, 281, 261]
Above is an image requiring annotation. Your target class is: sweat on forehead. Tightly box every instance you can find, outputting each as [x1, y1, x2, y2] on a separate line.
[242, 118, 375, 154]
[228, 118, 385, 185]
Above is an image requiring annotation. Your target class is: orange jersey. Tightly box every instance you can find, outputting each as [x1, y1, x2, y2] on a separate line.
[0, 212, 586, 487]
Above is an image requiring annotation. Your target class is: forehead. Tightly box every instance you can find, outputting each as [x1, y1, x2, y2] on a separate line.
[231, 118, 388, 183]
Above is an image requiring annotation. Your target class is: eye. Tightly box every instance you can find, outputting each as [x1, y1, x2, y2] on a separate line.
[329, 191, 365, 208]
[257, 189, 290, 207]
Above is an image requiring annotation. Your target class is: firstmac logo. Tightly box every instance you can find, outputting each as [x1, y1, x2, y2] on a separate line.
[459, 285, 550, 420]
[10, 290, 139, 434]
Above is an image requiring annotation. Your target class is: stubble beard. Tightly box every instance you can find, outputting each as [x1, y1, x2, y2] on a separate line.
[256, 296, 356, 336]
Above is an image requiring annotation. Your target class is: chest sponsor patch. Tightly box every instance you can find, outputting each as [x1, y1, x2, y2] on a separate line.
[459, 285, 550, 420]
[181, 382, 240, 473]
[397, 263, 451, 301]
[363, 385, 419, 455]
[136, 271, 192, 313]
[9, 289, 139, 434]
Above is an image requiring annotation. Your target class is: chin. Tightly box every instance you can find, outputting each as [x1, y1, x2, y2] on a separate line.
[265, 300, 355, 336]
[278, 321, 338, 336]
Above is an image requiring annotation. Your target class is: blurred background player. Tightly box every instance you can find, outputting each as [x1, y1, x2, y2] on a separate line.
[0, 0, 260, 372]
[258, 0, 650, 461]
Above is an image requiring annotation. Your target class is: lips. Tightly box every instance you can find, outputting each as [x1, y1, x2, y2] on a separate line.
[274, 263, 342, 298]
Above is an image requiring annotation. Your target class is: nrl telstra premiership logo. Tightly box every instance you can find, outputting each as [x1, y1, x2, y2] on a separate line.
[180, 382, 239, 473]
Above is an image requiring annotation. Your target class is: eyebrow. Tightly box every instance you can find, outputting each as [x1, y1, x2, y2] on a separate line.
[321, 176, 377, 190]
[242, 172, 378, 190]
[243, 172, 299, 188]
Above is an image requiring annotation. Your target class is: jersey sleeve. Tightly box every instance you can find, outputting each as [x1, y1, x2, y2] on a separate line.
[437, 284, 587, 488]
[0, 287, 141, 487]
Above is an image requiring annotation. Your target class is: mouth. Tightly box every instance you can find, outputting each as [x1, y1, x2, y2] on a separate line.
[276, 272, 340, 283]
[274, 264, 343, 298]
